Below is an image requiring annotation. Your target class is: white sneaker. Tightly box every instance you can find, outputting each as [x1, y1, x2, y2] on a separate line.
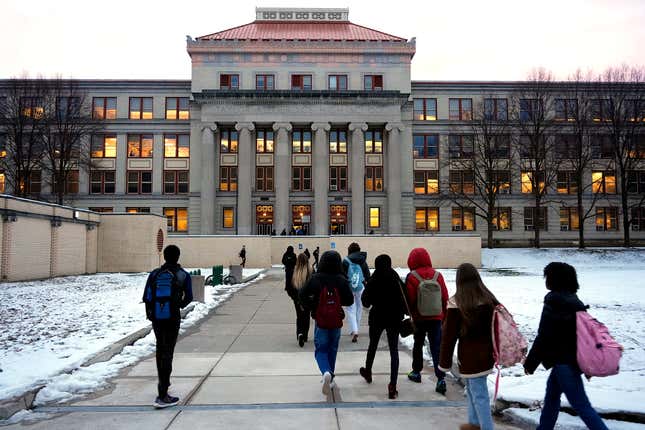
[322, 371, 332, 395]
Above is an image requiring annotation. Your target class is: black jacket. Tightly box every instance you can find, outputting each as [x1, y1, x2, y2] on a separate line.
[299, 251, 354, 319]
[282, 247, 297, 289]
[342, 251, 370, 284]
[361, 268, 406, 328]
[142, 263, 193, 322]
[524, 291, 587, 374]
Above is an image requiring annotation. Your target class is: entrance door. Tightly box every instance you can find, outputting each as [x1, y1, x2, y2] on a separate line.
[292, 205, 311, 235]
[256, 205, 273, 235]
[329, 205, 347, 235]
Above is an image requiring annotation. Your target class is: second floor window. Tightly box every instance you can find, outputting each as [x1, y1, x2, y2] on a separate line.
[449, 135, 474, 159]
[596, 207, 618, 231]
[90, 171, 115, 194]
[521, 171, 546, 194]
[164, 171, 189, 194]
[449, 98, 472, 120]
[591, 135, 613, 159]
[129, 97, 153, 119]
[292, 166, 312, 191]
[256, 74, 275, 90]
[524, 207, 547, 231]
[414, 170, 439, 194]
[493, 170, 511, 194]
[449, 170, 474, 194]
[20, 97, 44, 118]
[329, 166, 347, 191]
[54, 170, 79, 195]
[365, 166, 383, 192]
[328, 75, 348, 91]
[220, 74, 239, 90]
[165, 97, 189, 120]
[220, 166, 237, 191]
[416, 207, 439, 231]
[627, 171, 645, 194]
[92, 97, 117, 120]
[484, 98, 508, 121]
[452, 207, 475, 231]
[127, 171, 152, 194]
[128, 134, 153, 158]
[164, 134, 190, 158]
[413, 135, 438, 158]
[490, 135, 511, 158]
[592, 171, 616, 194]
[256, 130, 274, 153]
[91, 134, 117, 158]
[363, 75, 383, 91]
[220, 130, 238, 153]
[292, 130, 312, 153]
[555, 135, 579, 159]
[365, 130, 383, 153]
[329, 130, 347, 153]
[256, 166, 274, 191]
[560, 207, 579, 231]
[291, 74, 312, 90]
[413, 99, 437, 121]
[555, 98, 577, 121]
[493, 207, 512, 231]
[557, 171, 578, 194]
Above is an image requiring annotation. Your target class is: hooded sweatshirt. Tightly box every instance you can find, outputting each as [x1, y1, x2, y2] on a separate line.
[281, 246, 297, 290]
[405, 248, 449, 321]
[342, 251, 370, 284]
[299, 251, 354, 319]
[361, 254, 406, 328]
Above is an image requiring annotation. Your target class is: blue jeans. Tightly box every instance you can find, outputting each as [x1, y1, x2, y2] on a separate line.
[538, 364, 608, 430]
[314, 324, 341, 375]
[465, 376, 494, 430]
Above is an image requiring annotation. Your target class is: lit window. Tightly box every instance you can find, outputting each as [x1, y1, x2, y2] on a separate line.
[220, 167, 238, 192]
[557, 171, 577, 194]
[93, 97, 117, 120]
[164, 134, 190, 158]
[329, 130, 347, 153]
[369, 207, 380, 228]
[129, 97, 153, 120]
[555, 99, 578, 121]
[413, 99, 437, 121]
[595, 207, 618, 231]
[414, 171, 439, 194]
[165, 207, 188, 232]
[365, 130, 383, 153]
[91, 135, 117, 158]
[492, 207, 511, 231]
[256, 130, 274, 153]
[452, 207, 475, 231]
[365, 166, 383, 192]
[20, 97, 44, 118]
[0, 172, 5, 193]
[592, 171, 616, 194]
[292, 130, 312, 153]
[127, 134, 153, 158]
[165, 97, 189, 120]
[223, 207, 234, 228]
[560, 207, 579, 231]
[220, 130, 238, 153]
[521, 171, 545, 194]
[416, 207, 439, 231]
[449, 170, 474, 194]
[0, 134, 6, 158]
[126, 207, 150, 214]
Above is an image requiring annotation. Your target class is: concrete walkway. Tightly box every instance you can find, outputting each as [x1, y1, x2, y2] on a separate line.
[11, 269, 521, 429]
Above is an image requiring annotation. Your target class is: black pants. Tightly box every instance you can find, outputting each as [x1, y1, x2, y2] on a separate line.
[293, 299, 311, 340]
[365, 325, 400, 385]
[411, 319, 445, 379]
[152, 319, 180, 398]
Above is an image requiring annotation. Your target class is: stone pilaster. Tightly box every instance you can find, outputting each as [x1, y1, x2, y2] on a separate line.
[235, 122, 255, 235]
[312, 122, 331, 235]
[349, 122, 368, 234]
[386, 122, 404, 234]
[273, 122, 292, 235]
[200, 124, 217, 234]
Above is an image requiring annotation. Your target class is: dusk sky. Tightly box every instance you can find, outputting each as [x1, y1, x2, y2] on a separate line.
[1, 0, 643, 81]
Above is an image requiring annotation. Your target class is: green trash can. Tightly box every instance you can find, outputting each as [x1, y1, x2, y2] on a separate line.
[210, 265, 224, 285]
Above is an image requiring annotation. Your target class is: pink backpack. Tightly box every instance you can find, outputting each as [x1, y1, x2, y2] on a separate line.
[576, 311, 622, 378]
[492, 304, 528, 404]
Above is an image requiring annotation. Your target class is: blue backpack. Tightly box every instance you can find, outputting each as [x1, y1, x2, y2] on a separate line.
[144, 268, 186, 321]
[344, 258, 365, 292]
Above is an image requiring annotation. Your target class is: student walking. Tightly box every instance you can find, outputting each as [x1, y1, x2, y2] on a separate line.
[239, 245, 246, 268]
[359, 254, 406, 399]
[142, 245, 193, 408]
[312, 246, 320, 272]
[439, 263, 499, 430]
[287, 253, 313, 347]
[405, 247, 448, 394]
[342, 242, 370, 342]
[299, 251, 354, 395]
[524, 262, 609, 430]
[282, 246, 297, 292]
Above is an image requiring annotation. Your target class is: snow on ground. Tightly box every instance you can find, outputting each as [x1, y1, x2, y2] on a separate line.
[397, 248, 645, 422]
[505, 407, 645, 429]
[0, 268, 262, 403]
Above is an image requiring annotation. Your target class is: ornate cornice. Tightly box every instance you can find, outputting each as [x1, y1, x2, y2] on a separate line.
[235, 122, 255, 132]
[193, 90, 409, 107]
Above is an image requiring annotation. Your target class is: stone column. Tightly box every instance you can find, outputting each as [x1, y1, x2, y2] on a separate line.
[200, 124, 216, 234]
[273, 122, 292, 235]
[386, 122, 404, 234]
[349, 122, 368, 235]
[235, 122, 254, 235]
[312, 122, 330, 235]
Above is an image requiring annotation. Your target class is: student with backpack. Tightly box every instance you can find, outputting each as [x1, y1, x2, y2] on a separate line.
[282, 246, 297, 292]
[439, 263, 500, 430]
[359, 254, 407, 399]
[299, 250, 354, 395]
[405, 247, 448, 394]
[287, 253, 313, 347]
[142, 245, 193, 408]
[342, 242, 370, 342]
[524, 262, 609, 430]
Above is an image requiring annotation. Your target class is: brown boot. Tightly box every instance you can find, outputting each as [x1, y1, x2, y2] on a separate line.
[459, 424, 480, 430]
[387, 383, 398, 399]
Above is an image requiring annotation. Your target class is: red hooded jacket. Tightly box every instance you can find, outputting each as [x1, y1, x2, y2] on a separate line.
[405, 248, 449, 321]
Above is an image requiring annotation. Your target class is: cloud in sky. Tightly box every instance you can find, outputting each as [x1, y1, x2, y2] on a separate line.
[1, 0, 643, 80]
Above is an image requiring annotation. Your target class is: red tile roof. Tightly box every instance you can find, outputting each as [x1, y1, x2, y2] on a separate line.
[197, 21, 407, 42]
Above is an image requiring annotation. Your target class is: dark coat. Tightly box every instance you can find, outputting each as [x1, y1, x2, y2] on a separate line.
[405, 248, 449, 321]
[342, 251, 370, 283]
[524, 291, 587, 374]
[282, 246, 297, 290]
[299, 251, 354, 320]
[361, 255, 406, 328]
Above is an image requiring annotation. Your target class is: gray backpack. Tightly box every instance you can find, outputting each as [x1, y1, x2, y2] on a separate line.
[411, 271, 442, 317]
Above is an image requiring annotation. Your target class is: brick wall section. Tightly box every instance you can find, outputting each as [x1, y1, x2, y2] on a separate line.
[7, 217, 52, 281]
[53, 223, 87, 277]
[85, 227, 98, 274]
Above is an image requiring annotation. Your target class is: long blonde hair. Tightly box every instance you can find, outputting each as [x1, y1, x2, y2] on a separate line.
[292, 253, 312, 290]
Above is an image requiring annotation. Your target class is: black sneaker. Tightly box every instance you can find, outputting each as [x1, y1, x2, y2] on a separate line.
[407, 371, 421, 383]
[359, 367, 372, 383]
[435, 379, 447, 395]
[153, 395, 179, 409]
[298, 333, 305, 348]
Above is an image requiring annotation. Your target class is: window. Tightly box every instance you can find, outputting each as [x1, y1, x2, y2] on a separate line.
[592, 171, 616, 194]
[0, 134, 6, 157]
[20, 170, 41, 195]
[452, 207, 475, 231]
[365, 130, 383, 153]
[20, 97, 44, 118]
[90, 171, 115, 194]
[591, 135, 613, 159]
[369, 207, 380, 228]
[92, 97, 117, 120]
[414, 170, 439, 194]
[165, 97, 189, 120]
[164, 208, 188, 232]
[363, 75, 383, 91]
[449, 170, 474, 194]
[220, 74, 240, 90]
[329, 130, 347, 153]
[626, 99, 644, 122]
[629, 135, 645, 159]
[127, 134, 153, 158]
[291, 74, 312, 90]
[519, 135, 547, 159]
[519, 98, 540, 121]
[88, 207, 113, 213]
[164, 134, 190, 158]
[413, 135, 438, 158]
[560, 207, 579, 231]
[632, 207, 645, 231]
[292, 166, 312, 191]
[328, 75, 348, 91]
[220, 130, 238, 153]
[493, 207, 512, 231]
[555, 135, 579, 159]
[256, 205, 274, 234]
[256, 166, 274, 191]
[524, 207, 547, 231]
[329, 166, 347, 191]
[91, 134, 117, 158]
[256, 74, 275, 90]
[256, 130, 274, 153]
[56, 96, 80, 119]
[129, 97, 153, 119]
[449, 98, 472, 120]
[126, 207, 150, 214]
[557, 171, 578, 194]
[416, 207, 439, 231]
[491, 135, 511, 158]
[596, 207, 618, 231]
[555, 99, 577, 121]
[484, 98, 508, 121]
[292, 130, 312, 153]
[0, 171, 4, 193]
[449, 135, 474, 159]
[591, 99, 611, 122]
[365, 166, 383, 192]
[164, 171, 189, 194]
[413, 99, 437, 121]
[521, 171, 546, 194]
[53, 170, 79, 195]
[493, 170, 511, 194]
[220, 167, 237, 191]
[223, 207, 234, 229]
[127, 171, 152, 194]
[627, 171, 645, 194]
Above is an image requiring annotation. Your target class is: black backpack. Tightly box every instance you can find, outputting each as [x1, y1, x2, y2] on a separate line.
[143, 268, 186, 321]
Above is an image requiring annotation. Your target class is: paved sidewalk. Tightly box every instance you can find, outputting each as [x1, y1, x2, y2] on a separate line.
[10, 268, 521, 429]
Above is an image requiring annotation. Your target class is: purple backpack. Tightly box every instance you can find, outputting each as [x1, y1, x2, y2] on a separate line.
[576, 311, 622, 378]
